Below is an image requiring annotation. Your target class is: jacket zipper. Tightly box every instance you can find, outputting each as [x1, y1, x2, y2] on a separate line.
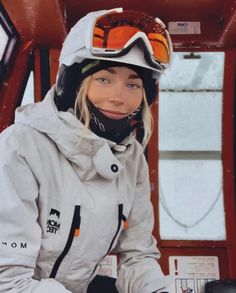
[105, 204, 123, 254]
[50, 205, 81, 278]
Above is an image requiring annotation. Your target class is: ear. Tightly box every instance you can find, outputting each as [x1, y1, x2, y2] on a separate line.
[55, 64, 82, 111]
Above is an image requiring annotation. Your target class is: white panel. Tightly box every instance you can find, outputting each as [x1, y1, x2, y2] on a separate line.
[158, 92, 222, 151]
[0, 25, 9, 61]
[159, 159, 226, 240]
[21, 71, 34, 105]
[160, 52, 225, 91]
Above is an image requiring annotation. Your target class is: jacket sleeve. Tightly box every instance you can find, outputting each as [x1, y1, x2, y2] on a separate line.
[114, 152, 173, 293]
[0, 127, 71, 292]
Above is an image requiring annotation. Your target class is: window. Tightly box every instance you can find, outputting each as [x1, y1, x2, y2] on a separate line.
[0, 4, 18, 84]
[0, 23, 9, 61]
[21, 71, 35, 105]
[158, 52, 226, 240]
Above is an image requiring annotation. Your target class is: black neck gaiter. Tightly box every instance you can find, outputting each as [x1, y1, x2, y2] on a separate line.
[87, 100, 142, 144]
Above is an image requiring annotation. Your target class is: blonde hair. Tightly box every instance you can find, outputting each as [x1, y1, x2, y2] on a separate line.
[74, 76, 153, 148]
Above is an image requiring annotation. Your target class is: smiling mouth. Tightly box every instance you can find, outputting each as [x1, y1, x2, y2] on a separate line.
[99, 109, 128, 120]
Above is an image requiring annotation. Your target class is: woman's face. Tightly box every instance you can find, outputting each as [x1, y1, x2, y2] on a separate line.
[87, 66, 143, 120]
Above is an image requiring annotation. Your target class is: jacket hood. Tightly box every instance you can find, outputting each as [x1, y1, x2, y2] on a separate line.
[14, 87, 137, 180]
[15, 87, 101, 153]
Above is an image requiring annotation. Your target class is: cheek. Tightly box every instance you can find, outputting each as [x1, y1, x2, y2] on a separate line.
[87, 85, 102, 105]
[87, 82, 111, 105]
[128, 95, 143, 113]
[87, 87, 95, 103]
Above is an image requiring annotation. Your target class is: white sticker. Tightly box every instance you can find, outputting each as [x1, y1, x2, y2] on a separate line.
[166, 256, 219, 293]
[168, 22, 201, 34]
[98, 255, 117, 278]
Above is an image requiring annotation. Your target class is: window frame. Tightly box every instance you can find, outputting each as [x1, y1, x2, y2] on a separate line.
[0, 3, 19, 84]
[157, 51, 225, 241]
[147, 48, 236, 278]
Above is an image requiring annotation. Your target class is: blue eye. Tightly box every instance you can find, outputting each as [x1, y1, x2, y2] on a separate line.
[128, 83, 141, 89]
[97, 77, 109, 84]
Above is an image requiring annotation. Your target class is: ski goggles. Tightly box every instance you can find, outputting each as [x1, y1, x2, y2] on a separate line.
[91, 10, 172, 71]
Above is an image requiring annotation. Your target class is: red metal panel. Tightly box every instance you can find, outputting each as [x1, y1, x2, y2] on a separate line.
[2, 0, 67, 48]
[222, 48, 236, 277]
[148, 98, 160, 242]
[0, 41, 33, 131]
[66, 0, 226, 25]
[217, 2, 236, 47]
[33, 48, 42, 102]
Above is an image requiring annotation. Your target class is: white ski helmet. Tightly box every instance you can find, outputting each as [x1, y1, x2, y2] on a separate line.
[55, 8, 172, 110]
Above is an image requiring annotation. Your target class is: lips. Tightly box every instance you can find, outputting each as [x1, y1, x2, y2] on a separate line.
[99, 109, 128, 120]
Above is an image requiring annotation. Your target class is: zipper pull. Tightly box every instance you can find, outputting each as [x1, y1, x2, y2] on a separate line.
[74, 206, 81, 237]
[74, 228, 80, 237]
[122, 214, 128, 229]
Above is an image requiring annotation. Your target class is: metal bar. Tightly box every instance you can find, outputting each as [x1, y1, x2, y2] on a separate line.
[159, 151, 222, 160]
[222, 48, 236, 277]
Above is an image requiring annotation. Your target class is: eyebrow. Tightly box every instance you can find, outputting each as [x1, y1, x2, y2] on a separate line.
[104, 68, 141, 80]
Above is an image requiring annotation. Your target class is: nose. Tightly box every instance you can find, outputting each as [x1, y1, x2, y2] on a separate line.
[108, 84, 124, 106]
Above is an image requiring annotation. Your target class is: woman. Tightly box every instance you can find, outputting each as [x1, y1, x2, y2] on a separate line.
[0, 8, 173, 293]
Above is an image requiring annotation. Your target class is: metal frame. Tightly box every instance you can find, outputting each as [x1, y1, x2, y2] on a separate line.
[0, 41, 34, 131]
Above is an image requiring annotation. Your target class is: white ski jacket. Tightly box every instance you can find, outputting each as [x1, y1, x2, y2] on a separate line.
[0, 88, 172, 293]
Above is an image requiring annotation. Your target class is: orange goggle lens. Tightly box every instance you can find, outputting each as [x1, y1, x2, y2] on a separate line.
[92, 11, 170, 65]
